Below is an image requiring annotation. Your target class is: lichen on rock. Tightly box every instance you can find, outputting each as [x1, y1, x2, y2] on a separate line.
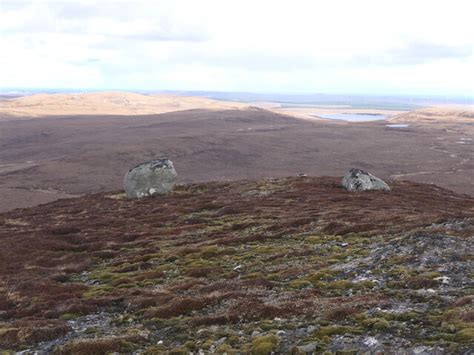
[123, 158, 177, 198]
[342, 168, 390, 191]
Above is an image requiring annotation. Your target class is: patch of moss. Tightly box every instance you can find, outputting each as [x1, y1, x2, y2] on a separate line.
[325, 280, 353, 290]
[251, 334, 279, 355]
[306, 269, 338, 284]
[314, 325, 363, 339]
[200, 246, 220, 258]
[289, 279, 312, 289]
[362, 317, 390, 331]
[85, 327, 100, 334]
[456, 328, 474, 343]
[215, 343, 236, 353]
[60, 313, 80, 320]
[253, 245, 276, 254]
[305, 235, 323, 244]
[82, 285, 114, 299]
[392, 311, 420, 322]
[242, 272, 264, 280]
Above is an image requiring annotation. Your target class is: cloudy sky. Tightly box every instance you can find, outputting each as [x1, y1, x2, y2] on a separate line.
[1, 0, 473, 96]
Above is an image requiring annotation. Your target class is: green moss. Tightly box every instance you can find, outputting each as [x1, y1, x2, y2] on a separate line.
[112, 315, 136, 326]
[267, 273, 281, 281]
[215, 343, 236, 353]
[393, 311, 420, 322]
[362, 318, 390, 330]
[456, 328, 474, 343]
[306, 269, 337, 284]
[305, 236, 323, 244]
[353, 313, 367, 322]
[185, 259, 213, 268]
[289, 279, 312, 289]
[144, 345, 167, 354]
[259, 320, 278, 331]
[253, 245, 276, 254]
[200, 339, 215, 350]
[83, 285, 114, 299]
[251, 335, 278, 355]
[318, 280, 353, 291]
[60, 313, 80, 320]
[183, 340, 199, 351]
[419, 271, 442, 279]
[200, 246, 220, 258]
[426, 333, 457, 342]
[242, 272, 263, 280]
[85, 327, 100, 334]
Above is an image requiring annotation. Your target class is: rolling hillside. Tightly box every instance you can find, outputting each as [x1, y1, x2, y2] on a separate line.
[0, 176, 473, 353]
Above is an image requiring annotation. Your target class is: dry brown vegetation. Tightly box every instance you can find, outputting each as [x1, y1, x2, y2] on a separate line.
[390, 106, 474, 123]
[0, 105, 473, 214]
[0, 176, 473, 352]
[0, 92, 248, 119]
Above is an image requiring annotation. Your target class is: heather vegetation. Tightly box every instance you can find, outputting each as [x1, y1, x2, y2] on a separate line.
[0, 177, 473, 353]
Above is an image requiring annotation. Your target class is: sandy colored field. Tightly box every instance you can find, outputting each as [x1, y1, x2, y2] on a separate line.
[389, 106, 474, 123]
[0, 92, 248, 119]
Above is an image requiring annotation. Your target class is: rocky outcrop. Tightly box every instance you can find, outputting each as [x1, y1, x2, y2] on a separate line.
[342, 168, 390, 191]
[123, 159, 177, 198]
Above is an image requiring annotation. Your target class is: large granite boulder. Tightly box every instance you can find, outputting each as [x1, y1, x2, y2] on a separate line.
[124, 159, 177, 198]
[342, 168, 390, 191]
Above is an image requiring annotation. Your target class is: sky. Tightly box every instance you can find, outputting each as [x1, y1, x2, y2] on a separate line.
[0, 0, 473, 97]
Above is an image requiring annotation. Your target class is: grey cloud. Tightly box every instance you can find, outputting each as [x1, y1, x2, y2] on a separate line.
[163, 47, 321, 71]
[81, 39, 473, 78]
[159, 41, 473, 73]
[2, 2, 209, 43]
[0, 0, 30, 11]
[390, 41, 472, 64]
[351, 41, 473, 66]
[122, 29, 207, 42]
[66, 58, 102, 67]
[55, 2, 137, 20]
[4, 22, 208, 43]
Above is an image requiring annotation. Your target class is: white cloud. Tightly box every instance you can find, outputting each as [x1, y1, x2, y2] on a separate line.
[0, 0, 473, 96]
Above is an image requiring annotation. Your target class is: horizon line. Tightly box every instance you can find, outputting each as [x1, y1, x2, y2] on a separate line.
[1, 87, 473, 101]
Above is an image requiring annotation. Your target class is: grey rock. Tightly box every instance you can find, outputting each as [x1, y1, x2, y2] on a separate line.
[214, 337, 227, 346]
[342, 168, 390, 192]
[294, 327, 307, 338]
[251, 330, 261, 337]
[297, 342, 318, 353]
[307, 325, 319, 334]
[123, 158, 177, 198]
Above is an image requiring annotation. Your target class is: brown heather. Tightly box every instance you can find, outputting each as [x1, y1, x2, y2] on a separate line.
[0, 176, 473, 352]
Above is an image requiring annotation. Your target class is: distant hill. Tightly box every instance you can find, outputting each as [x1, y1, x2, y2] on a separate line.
[390, 106, 474, 123]
[0, 106, 473, 213]
[0, 92, 248, 119]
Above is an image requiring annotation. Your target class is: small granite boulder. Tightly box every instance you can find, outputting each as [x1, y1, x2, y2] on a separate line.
[342, 168, 390, 191]
[124, 158, 177, 198]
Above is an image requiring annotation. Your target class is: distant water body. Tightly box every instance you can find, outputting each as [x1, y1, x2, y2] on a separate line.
[316, 113, 387, 122]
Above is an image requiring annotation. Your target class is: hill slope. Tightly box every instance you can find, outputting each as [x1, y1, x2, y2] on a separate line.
[1, 107, 473, 214]
[0, 92, 248, 119]
[390, 107, 474, 123]
[0, 177, 473, 353]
